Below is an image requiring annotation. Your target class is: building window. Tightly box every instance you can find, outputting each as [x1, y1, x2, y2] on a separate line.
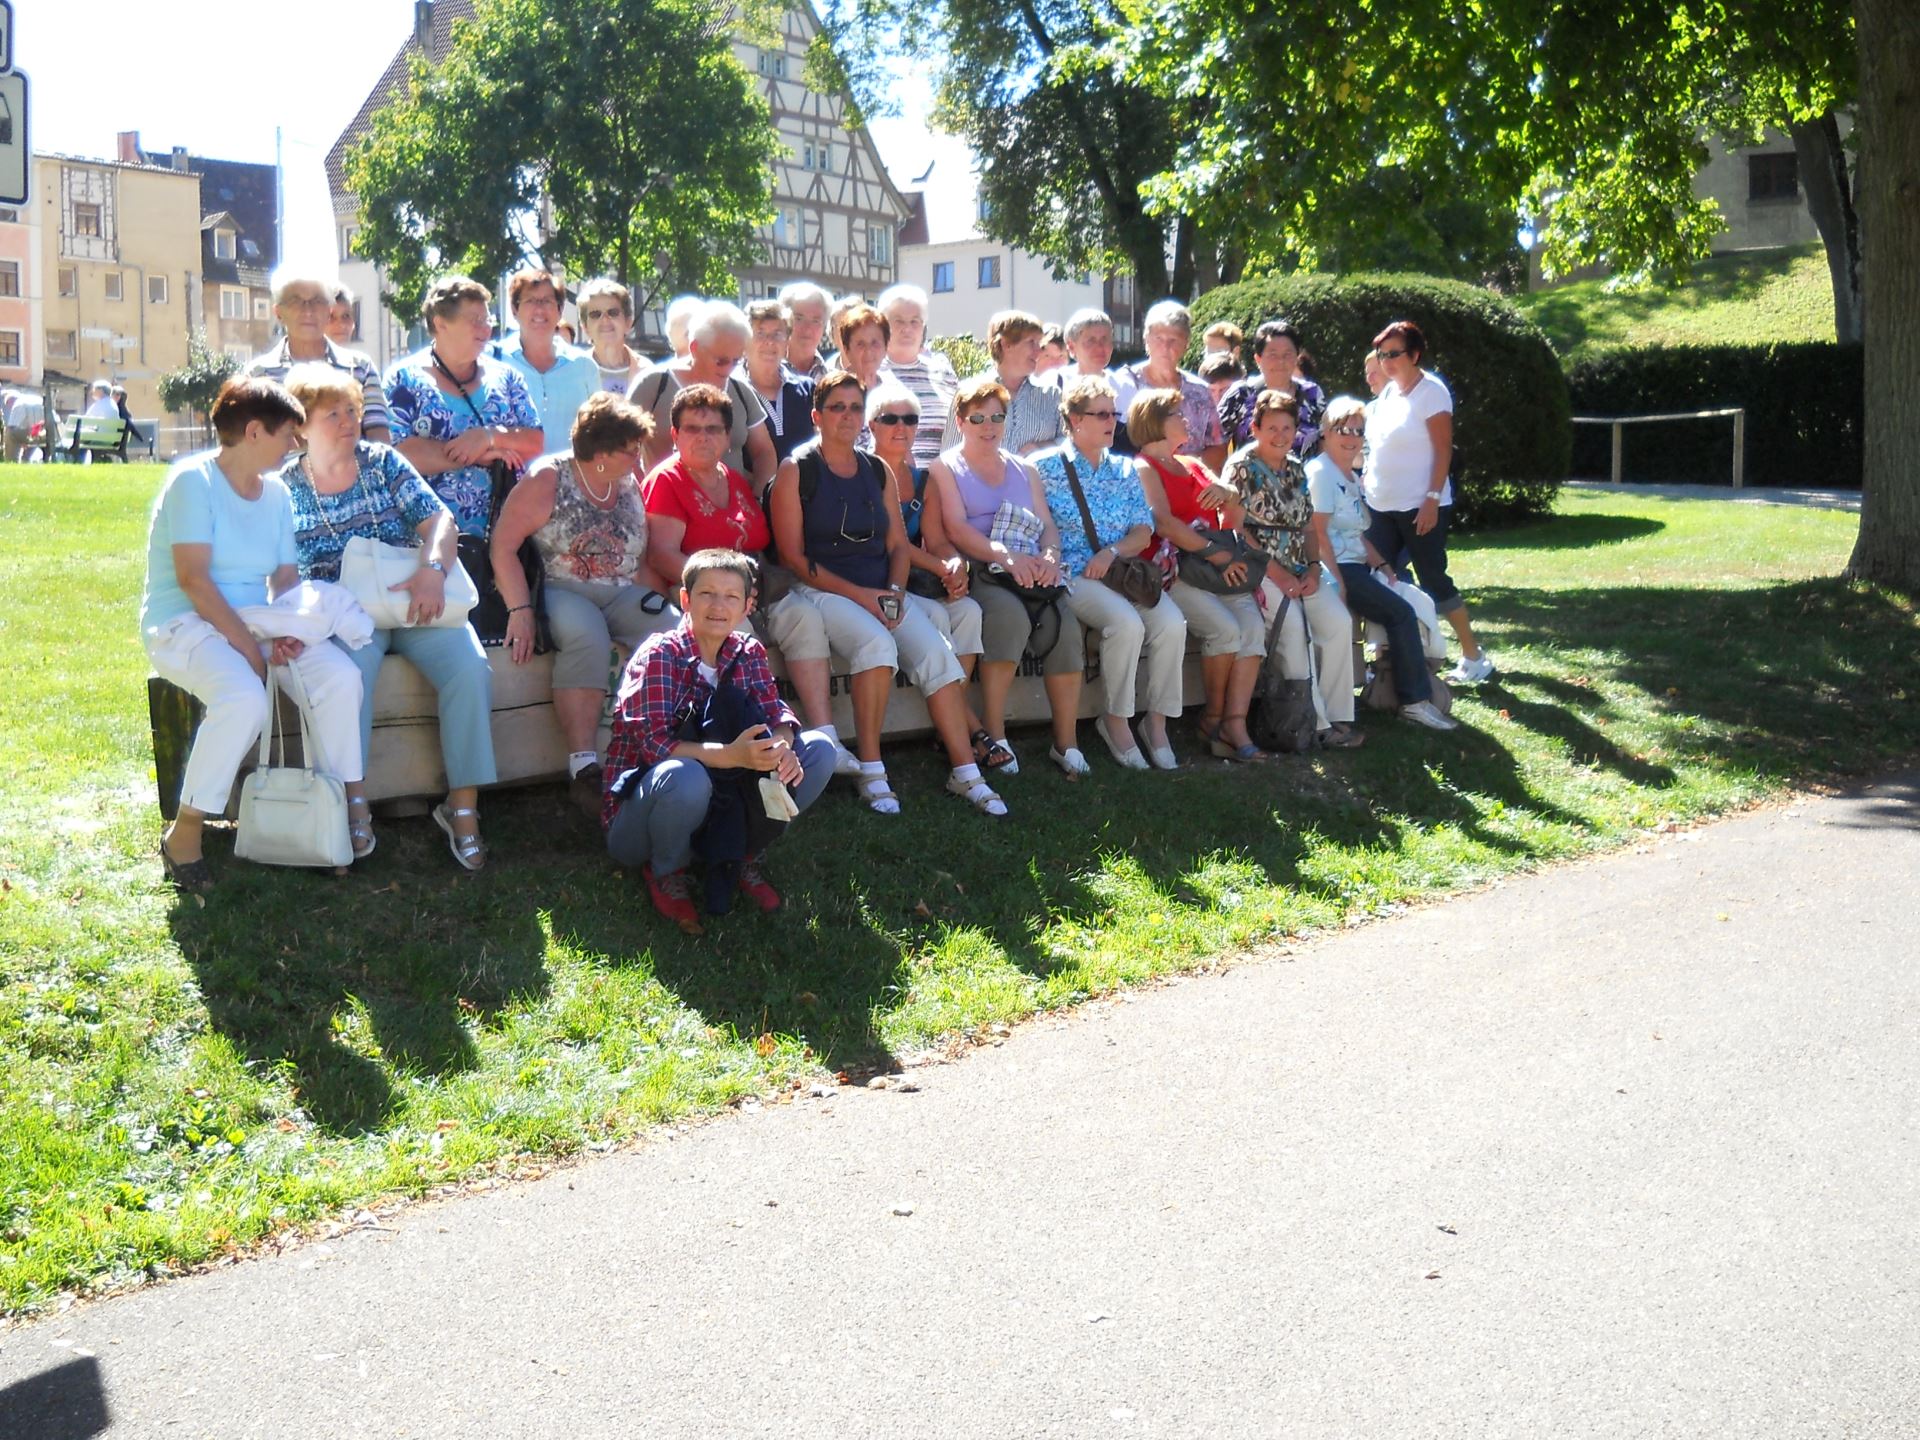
[756, 48, 787, 78]
[253, 296, 271, 320]
[57, 267, 77, 298]
[803, 142, 833, 172]
[0, 331, 20, 367]
[932, 261, 955, 294]
[773, 207, 800, 247]
[868, 227, 893, 267]
[105, 271, 124, 302]
[977, 195, 993, 225]
[978, 255, 1002, 289]
[1748, 152, 1798, 202]
[0, 261, 17, 297]
[73, 202, 103, 238]
[47, 331, 77, 360]
[213, 228, 236, 261]
[219, 286, 247, 321]
[148, 274, 169, 305]
[338, 224, 358, 261]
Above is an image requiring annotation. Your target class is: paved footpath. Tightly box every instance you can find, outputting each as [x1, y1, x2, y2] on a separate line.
[4, 776, 1917, 1439]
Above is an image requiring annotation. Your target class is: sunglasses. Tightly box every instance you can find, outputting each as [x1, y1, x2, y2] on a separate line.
[1073, 409, 1118, 421]
[870, 413, 917, 427]
[1377, 348, 1408, 360]
[818, 401, 864, 416]
[678, 422, 727, 437]
[1329, 424, 1365, 437]
[964, 412, 1009, 426]
[582, 307, 626, 323]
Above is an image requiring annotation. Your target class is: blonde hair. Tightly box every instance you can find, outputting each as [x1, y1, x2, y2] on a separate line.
[282, 363, 363, 423]
[1124, 389, 1185, 447]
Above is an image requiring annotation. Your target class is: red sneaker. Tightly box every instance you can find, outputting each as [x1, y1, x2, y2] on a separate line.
[738, 853, 782, 913]
[644, 865, 704, 935]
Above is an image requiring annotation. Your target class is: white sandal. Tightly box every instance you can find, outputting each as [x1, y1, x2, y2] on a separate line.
[946, 774, 1009, 817]
[858, 768, 901, 815]
[347, 796, 377, 860]
[432, 803, 487, 872]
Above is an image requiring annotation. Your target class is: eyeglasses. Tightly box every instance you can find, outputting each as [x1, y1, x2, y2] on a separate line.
[870, 412, 916, 427]
[582, 307, 626, 323]
[818, 401, 864, 416]
[1377, 348, 1407, 361]
[1329, 424, 1365, 437]
[678, 422, 727, 437]
[283, 296, 329, 311]
[1073, 409, 1117, 421]
[838, 502, 876, 545]
[963, 412, 1009, 426]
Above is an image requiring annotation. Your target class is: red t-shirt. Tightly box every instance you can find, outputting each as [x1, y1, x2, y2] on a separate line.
[1143, 453, 1222, 530]
[641, 456, 771, 557]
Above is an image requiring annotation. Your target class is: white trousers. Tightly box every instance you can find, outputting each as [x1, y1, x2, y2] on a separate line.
[1259, 574, 1357, 727]
[1062, 578, 1188, 719]
[146, 613, 365, 816]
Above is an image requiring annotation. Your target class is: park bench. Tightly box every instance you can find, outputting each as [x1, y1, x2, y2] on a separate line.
[147, 639, 1210, 820]
[58, 415, 134, 463]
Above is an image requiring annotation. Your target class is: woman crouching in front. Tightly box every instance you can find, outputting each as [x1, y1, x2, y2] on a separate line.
[601, 549, 838, 934]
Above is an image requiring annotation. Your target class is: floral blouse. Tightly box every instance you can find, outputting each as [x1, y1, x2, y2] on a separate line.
[280, 441, 448, 582]
[384, 352, 540, 537]
[1033, 444, 1153, 578]
[1221, 442, 1313, 572]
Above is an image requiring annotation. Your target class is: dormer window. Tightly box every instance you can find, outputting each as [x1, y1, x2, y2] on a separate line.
[213, 228, 236, 261]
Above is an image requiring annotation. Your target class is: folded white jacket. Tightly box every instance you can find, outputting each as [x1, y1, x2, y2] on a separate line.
[239, 580, 375, 650]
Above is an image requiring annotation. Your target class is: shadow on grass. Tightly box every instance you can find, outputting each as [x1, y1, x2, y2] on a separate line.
[1455, 512, 1665, 553]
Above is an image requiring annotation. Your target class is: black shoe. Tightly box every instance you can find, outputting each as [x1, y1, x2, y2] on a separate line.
[569, 762, 604, 819]
[159, 839, 214, 894]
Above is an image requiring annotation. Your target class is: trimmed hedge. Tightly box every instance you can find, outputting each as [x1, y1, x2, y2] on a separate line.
[1189, 272, 1571, 525]
[1565, 343, 1862, 488]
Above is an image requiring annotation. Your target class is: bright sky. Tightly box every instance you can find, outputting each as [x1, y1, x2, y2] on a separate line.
[24, 0, 944, 274]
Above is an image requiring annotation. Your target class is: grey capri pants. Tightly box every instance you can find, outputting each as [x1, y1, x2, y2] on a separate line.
[544, 577, 681, 689]
[973, 575, 1085, 675]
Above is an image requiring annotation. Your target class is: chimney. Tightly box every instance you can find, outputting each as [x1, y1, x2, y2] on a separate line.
[414, 0, 434, 49]
[170, 146, 190, 172]
[116, 131, 140, 164]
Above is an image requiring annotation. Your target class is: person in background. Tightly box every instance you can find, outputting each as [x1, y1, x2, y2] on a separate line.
[739, 299, 817, 464]
[824, 293, 867, 369]
[942, 310, 1063, 456]
[325, 285, 360, 348]
[384, 274, 545, 538]
[602, 548, 838, 934]
[631, 301, 776, 496]
[1109, 300, 1225, 468]
[779, 281, 833, 382]
[85, 380, 118, 420]
[832, 302, 890, 396]
[1202, 321, 1243, 357]
[876, 283, 959, 468]
[766, 371, 1008, 818]
[1218, 319, 1326, 456]
[1364, 349, 1388, 399]
[1064, 308, 1116, 378]
[1309, 393, 1459, 732]
[494, 269, 600, 457]
[1363, 319, 1493, 684]
[250, 275, 393, 443]
[1036, 324, 1069, 375]
[578, 278, 651, 397]
[1199, 352, 1244, 412]
[143, 377, 366, 893]
[663, 295, 705, 363]
[491, 392, 680, 816]
[278, 364, 494, 869]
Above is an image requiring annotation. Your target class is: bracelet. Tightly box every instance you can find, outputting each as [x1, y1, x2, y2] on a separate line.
[508, 604, 533, 614]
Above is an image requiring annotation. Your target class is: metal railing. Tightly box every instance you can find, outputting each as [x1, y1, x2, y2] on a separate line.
[1571, 408, 1746, 487]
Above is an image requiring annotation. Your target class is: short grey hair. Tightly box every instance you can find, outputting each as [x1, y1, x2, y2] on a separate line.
[689, 299, 751, 350]
[864, 378, 921, 425]
[1322, 394, 1368, 431]
[1064, 307, 1113, 343]
[665, 294, 706, 351]
[271, 272, 335, 307]
[778, 280, 833, 315]
[876, 283, 929, 319]
[1142, 299, 1193, 336]
[576, 276, 632, 317]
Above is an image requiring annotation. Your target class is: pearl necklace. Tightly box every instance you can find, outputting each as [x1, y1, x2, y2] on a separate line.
[577, 458, 617, 506]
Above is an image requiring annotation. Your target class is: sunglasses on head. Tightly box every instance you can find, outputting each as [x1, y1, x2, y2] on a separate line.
[963, 412, 1009, 426]
[870, 412, 917, 427]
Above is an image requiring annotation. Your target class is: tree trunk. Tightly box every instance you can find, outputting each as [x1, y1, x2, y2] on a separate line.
[1170, 214, 1197, 301]
[1845, 0, 1920, 592]
[1790, 111, 1864, 345]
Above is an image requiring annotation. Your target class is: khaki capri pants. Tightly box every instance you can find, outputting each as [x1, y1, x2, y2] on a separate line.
[1169, 578, 1265, 659]
[1060, 579, 1186, 719]
[906, 592, 984, 660]
[973, 577, 1086, 675]
[769, 583, 967, 694]
[545, 578, 680, 689]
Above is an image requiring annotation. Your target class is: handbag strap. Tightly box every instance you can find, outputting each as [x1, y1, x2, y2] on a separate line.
[1058, 451, 1105, 558]
[255, 657, 321, 774]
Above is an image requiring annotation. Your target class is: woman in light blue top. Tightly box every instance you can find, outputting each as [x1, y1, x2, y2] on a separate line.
[142, 377, 368, 892]
[1032, 374, 1188, 773]
[279, 365, 497, 872]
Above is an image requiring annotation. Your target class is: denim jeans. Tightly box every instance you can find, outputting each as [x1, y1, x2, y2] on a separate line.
[605, 731, 836, 875]
[1335, 564, 1432, 706]
[1365, 505, 1461, 613]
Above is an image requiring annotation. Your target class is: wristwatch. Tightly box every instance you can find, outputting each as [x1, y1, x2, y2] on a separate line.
[425, 559, 447, 574]
[1424, 489, 1443, 501]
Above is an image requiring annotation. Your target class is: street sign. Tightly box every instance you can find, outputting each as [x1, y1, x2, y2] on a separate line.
[0, 0, 13, 73]
[0, 70, 25, 205]
[80, 327, 110, 340]
[111, 337, 138, 351]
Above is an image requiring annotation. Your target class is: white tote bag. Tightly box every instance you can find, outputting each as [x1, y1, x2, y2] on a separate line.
[337, 535, 479, 630]
[235, 664, 354, 869]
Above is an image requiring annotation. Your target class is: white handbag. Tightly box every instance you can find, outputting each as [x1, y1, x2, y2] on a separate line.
[235, 663, 354, 869]
[337, 535, 479, 630]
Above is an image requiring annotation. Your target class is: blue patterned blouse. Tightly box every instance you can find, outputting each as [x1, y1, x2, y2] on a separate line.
[1032, 443, 1154, 578]
[384, 352, 539, 536]
[279, 442, 449, 582]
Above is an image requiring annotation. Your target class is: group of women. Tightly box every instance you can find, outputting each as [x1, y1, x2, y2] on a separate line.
[145, 269, 1493, 894]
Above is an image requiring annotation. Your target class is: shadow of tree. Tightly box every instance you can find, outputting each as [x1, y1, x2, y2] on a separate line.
[1457, 512, 1666, 553]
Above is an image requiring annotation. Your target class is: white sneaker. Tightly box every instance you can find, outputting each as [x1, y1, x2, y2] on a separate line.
[1402, 700, 1459, 732]
[1447, 653, 1496, 685]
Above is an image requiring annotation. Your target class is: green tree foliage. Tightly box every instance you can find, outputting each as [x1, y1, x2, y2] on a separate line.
[345, 0, 782, 316]
[1191, 273, 1570, 524]
[157, 332, 239, 443]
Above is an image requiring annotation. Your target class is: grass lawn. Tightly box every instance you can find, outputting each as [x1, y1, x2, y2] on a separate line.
[3, 463, 1916, 1318]
[1517, 244, 1836, 359]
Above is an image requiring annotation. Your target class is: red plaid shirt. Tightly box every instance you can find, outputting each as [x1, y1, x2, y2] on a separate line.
[600, 620, 799, 830]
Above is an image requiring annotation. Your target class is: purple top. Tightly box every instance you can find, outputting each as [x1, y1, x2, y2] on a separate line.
[944, 445, 1033, 534]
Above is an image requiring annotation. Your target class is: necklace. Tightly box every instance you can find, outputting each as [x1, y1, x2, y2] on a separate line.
[576, 456, 616, 506]
[430, 348, 481, 388]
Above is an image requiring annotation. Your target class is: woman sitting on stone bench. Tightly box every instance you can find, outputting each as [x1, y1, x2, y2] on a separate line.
[279, 365, 497, 871]
[491, 392, 681, 817]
